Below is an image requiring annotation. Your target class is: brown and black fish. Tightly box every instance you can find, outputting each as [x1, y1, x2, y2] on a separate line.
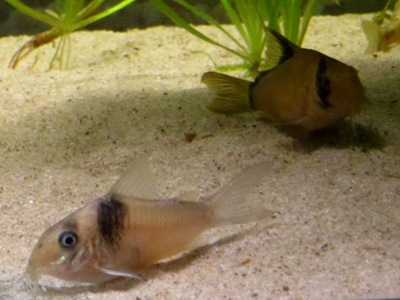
[202, 28, 366, 131]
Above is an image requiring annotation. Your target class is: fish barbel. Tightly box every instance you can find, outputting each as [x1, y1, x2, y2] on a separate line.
[25, 159, 272, 287]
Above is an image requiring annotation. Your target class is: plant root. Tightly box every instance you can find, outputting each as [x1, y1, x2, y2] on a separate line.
[9, 28, 62, 69]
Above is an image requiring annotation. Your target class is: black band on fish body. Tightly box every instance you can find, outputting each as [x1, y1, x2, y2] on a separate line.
[315, 57, 331, 109]
[97, 195, 127, 249]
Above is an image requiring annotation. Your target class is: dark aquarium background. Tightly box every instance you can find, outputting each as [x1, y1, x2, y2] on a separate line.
[0, 0, 388, 37]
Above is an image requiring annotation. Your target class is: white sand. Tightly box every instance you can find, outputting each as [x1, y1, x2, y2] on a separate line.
[0, 14, 399, 299]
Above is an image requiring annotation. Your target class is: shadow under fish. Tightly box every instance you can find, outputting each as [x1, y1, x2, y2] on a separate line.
[290, 121, 386, 152]
[202, 28, 367, 132]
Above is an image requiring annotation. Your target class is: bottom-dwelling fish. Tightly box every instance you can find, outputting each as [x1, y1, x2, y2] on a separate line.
[25, 159, 272, 287]
[201, 28, 366, 131]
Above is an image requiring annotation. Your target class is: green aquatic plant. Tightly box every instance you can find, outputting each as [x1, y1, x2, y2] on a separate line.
[362, 0, 400, 52]
[150, 0, 320, 78]
[6, 0, 136, 69]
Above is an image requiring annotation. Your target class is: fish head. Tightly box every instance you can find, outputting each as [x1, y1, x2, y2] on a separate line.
[301, 54, 367, 130]
[25, 200, 112, 285]
[319, 56, 366, 112]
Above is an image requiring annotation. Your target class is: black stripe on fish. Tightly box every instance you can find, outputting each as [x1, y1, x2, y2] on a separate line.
[97, 195, 127, 248]
[316, 57, 331, 109]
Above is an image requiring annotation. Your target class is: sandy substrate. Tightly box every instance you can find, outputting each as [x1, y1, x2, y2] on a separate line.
[0, 14, 399, 300]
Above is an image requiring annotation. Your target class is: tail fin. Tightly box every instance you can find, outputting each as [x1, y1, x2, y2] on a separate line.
[208, 161, 274, 226]
[201, 71, 252, 114]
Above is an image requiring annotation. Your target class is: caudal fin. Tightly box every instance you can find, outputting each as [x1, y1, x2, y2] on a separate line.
[201, 71, 252, 114]
[208, 161, 274, 226]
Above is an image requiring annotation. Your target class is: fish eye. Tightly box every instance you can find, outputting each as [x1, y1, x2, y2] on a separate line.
[58, 230, 79, 248]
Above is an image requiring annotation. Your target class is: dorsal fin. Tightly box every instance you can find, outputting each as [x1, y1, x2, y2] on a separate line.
[265, 27, 297, 66]
[110, 157, 158, 200]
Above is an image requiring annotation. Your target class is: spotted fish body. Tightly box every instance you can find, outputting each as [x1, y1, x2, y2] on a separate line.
[25, 159, 271, 287]
[202, 28, 366, 131]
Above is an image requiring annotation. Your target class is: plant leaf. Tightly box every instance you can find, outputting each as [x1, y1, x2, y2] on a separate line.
[5, 0, 60, 27]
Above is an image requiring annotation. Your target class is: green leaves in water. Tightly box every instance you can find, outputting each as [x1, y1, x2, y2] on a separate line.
[362, 0, 400, 53]
[6, 0, 137, 69]
[7, 0, 322, 72]
[150, 0, 320, 78]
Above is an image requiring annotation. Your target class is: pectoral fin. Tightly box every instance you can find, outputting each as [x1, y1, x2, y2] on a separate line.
[97, 265, 143, 280]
